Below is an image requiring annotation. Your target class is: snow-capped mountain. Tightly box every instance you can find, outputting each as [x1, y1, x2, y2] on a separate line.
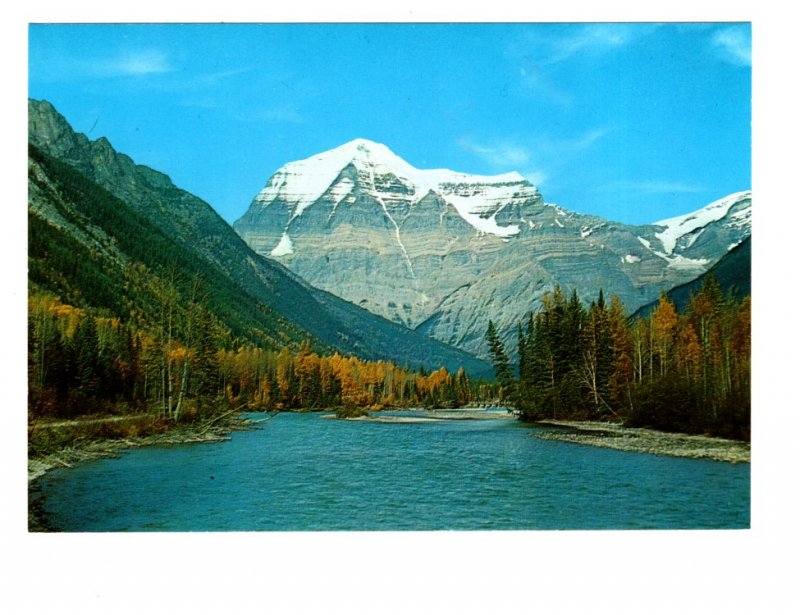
[250, 138, 538, 248]
[234, 139, 751, 359]
[237, 137, 543, 276]
[652, 191, 751, 256]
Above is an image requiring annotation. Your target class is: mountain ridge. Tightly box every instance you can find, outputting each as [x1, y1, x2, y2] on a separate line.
[632, 236, 752, 320]
[239, 137, 542, 249]
[28, 98, 491, 376]
[235, 138, 751, 358]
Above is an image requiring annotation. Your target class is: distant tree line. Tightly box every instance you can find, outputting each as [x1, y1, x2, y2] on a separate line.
[486, 277, 750, 440]
[28, 286, 497, 422]
[216, 342, 482, 411]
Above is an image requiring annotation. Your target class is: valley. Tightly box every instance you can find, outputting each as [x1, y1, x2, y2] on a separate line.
[26, 101, 751, 532]
[18, 22, 762, 615]
[27, 97, 752, 442]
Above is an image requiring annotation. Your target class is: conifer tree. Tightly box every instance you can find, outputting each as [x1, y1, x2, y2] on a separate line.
[516, 319, 533, 411]
[486, 320, 513, 396]
[73, 315, 101, 400]
[193, 308, 220, 406]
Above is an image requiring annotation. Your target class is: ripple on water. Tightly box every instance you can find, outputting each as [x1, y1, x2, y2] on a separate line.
[35, 411, 750, 531]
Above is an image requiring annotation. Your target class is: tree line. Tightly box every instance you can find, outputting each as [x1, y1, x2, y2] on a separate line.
[486, 277, 750, 440]
[28, 289, 495, 423]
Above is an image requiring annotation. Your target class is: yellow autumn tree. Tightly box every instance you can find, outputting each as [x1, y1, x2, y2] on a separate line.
[607, 295, 633, 414]
[650, 294, 679, 377]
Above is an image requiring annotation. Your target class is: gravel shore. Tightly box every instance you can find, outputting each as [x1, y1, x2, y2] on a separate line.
[532, 420, 750, 464]
[326, 408, 517, 423]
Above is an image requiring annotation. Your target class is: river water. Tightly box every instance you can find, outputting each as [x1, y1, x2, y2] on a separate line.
[34, 410, 749, 531]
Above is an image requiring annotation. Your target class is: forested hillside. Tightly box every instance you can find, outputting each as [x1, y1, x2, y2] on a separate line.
[28, 98, 491, 377]
[28, 140, 492, 424]
[29, 144, 312, 350]
[489, 277, 750, 440]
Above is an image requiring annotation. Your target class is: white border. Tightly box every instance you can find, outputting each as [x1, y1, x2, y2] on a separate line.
[4, 3, 798, 614]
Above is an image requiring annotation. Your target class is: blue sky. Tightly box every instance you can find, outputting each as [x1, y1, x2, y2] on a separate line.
[28, 23, 751, 225]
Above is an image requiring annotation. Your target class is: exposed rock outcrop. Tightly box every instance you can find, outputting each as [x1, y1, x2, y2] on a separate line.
[232, 140, 751, 358]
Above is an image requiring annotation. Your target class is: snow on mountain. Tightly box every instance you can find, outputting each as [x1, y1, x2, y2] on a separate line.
[270, 232, 294, 256]
[235, 137, 751, 360]
[252, 138, 536, 239]
[653, 190, 752, 255]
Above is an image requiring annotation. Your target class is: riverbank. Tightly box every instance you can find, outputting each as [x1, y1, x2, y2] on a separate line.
[326, 414, 444, 423]
[532, 420, 750, 464]
[28, 411, 258, 531]
[325, 408, 517, 423]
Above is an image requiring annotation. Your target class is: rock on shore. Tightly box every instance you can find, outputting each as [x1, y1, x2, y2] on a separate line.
[532, 420, 750, 463]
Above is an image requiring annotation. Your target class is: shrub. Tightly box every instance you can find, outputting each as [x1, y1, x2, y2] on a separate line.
[335, 406, 371, 419]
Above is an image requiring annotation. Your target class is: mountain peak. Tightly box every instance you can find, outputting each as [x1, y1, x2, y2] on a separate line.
[341, 137, 392, 152]
[323, 138, 528, 185]
[235, 134, 751, 359]
[652, 190, 751, 255]
[308, 137, 415, 179]
[29, 98, 84, 152]
[246, 138, 538, 240]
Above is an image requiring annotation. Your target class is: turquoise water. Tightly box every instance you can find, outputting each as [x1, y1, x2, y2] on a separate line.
[34, 411, 750, 531]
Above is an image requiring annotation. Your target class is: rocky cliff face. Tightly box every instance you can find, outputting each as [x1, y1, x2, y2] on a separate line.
[232, 139, 751, 359]
[235, 139, 542, 328]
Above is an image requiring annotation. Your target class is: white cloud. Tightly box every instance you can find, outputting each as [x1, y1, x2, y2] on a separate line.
[111, 50, 172, 75]
[514, 23, 658, 68]
[510, 24, 660, 104]
[552, 128, 608, 153]
[525, 128, 610, 162]
[460, 128, 608, 189]
[711, 26, 752, 67]
[460, 129, 607, 171]
[522, 169, 548, 187]
[458, 138, 530, 168]
[75, 50, 174, 78]
[538, 24, 639, 66]
[33, 48, 175, 81]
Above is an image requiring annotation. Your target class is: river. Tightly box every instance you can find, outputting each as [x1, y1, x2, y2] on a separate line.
[33, 410, 750, 531]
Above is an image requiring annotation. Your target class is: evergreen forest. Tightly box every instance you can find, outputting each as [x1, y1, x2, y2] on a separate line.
[487, 278, 750, 440]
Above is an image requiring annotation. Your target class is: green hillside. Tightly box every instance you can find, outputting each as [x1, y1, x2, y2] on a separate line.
[29, 143, 311, 350]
